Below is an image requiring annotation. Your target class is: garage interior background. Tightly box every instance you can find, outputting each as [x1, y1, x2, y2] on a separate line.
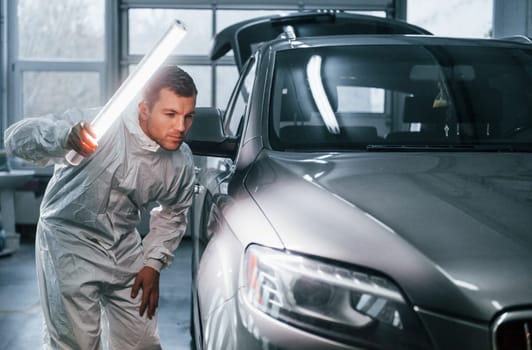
[0, 0, 529, 232]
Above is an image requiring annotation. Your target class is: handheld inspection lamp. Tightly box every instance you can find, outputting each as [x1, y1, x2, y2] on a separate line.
[65, 20, 187, 166]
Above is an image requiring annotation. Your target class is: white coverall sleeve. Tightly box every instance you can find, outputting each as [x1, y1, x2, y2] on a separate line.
[3, 108, 97, 166]
[142, 154, 195, 272]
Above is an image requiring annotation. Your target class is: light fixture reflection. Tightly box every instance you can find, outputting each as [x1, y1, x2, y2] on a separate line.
[306, 55, 340, 134]
[491, 300, 502, 310]
[66, 20, 187, 165]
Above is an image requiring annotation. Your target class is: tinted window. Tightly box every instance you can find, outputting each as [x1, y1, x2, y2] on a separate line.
[224, 59, 256, 136]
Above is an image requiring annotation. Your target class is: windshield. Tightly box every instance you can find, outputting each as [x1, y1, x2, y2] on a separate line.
[269, 43, 532, 151]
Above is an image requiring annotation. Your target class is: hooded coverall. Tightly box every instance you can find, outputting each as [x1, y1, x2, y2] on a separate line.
[4, 107, 195, 350]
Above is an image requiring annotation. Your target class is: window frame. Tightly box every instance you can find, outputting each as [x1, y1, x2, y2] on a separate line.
[1, 0, 8, 137]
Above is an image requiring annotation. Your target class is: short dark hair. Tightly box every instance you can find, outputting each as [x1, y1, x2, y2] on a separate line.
[143, 65, 197, 109]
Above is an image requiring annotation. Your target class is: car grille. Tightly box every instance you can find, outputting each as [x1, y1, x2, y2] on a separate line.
[492, 311, 532, 350]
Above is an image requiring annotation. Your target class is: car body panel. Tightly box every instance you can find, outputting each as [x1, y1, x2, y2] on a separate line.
[245, 151, 532, 322]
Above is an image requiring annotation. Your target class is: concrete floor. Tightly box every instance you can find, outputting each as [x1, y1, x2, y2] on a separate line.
[0, 230, 194, 349]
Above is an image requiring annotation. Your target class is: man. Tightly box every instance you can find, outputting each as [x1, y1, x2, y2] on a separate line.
[4, 66, 197, 349]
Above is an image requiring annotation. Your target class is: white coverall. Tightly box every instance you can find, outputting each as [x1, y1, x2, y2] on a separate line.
[4, 107, 195, 350]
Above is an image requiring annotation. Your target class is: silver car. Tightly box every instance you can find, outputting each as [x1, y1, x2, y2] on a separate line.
[186, 11, 532, 350]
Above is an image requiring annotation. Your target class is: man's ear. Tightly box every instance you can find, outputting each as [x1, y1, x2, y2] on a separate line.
[138, 101, 149, 120]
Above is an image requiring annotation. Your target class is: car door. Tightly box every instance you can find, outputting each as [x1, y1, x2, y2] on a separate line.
[190, 56, 257, 284]
[188, 56, 257, 349]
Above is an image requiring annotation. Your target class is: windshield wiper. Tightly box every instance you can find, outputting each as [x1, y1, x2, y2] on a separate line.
[366, 144, 532, 152]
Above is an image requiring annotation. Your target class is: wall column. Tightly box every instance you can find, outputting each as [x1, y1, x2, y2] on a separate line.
[493, 0, 532, 38]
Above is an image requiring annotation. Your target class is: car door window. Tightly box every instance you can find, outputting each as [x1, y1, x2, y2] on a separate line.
[223, 58, 257, 137]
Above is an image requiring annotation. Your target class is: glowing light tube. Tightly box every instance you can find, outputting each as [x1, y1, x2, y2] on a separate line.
[66, 20, 187, 166]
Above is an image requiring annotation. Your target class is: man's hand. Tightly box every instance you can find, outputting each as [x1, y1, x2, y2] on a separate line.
[67, 121, 98, 157]
[131, 266, 160, 319]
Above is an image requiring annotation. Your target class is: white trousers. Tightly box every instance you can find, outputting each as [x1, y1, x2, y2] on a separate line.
[36, 226, 162, 350]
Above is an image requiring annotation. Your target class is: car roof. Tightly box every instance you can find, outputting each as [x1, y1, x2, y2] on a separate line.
[209, 11, 432, 70]
[264, 34, 532, 51]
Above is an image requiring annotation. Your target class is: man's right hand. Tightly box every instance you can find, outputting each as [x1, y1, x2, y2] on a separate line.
[67, 121, 99, 157]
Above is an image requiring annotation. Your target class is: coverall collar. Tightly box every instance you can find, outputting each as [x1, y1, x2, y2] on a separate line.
[124, 111, 161, 152]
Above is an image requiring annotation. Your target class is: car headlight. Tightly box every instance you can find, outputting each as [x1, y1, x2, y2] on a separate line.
[241, 245, 432, 349]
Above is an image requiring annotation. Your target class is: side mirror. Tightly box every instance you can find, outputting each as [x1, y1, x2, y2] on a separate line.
[186, 107, 238, 158]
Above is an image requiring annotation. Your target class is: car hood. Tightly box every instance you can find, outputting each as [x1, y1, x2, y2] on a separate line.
[244, 151, 532, 322]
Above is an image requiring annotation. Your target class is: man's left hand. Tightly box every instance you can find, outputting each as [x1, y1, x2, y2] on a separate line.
[67, 121, 98, 157]
[131, 266, 160, 319]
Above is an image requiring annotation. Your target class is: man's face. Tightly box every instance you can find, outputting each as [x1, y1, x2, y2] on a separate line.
[138, 87, 196, 151]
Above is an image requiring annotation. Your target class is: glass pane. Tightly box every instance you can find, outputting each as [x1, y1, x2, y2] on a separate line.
[223, 61, 256, 136]
[216, 66, 239, 109]
[181, 65, 211, 107]
[129, 9, 212, 55]
[17, 0, 104, 60]
[129, 64, 212, 108]
[217, 10, 291, 32]
[23, 71, 100, 117]
[407, 0, 493, 38]
[217, 10, 292, 57]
